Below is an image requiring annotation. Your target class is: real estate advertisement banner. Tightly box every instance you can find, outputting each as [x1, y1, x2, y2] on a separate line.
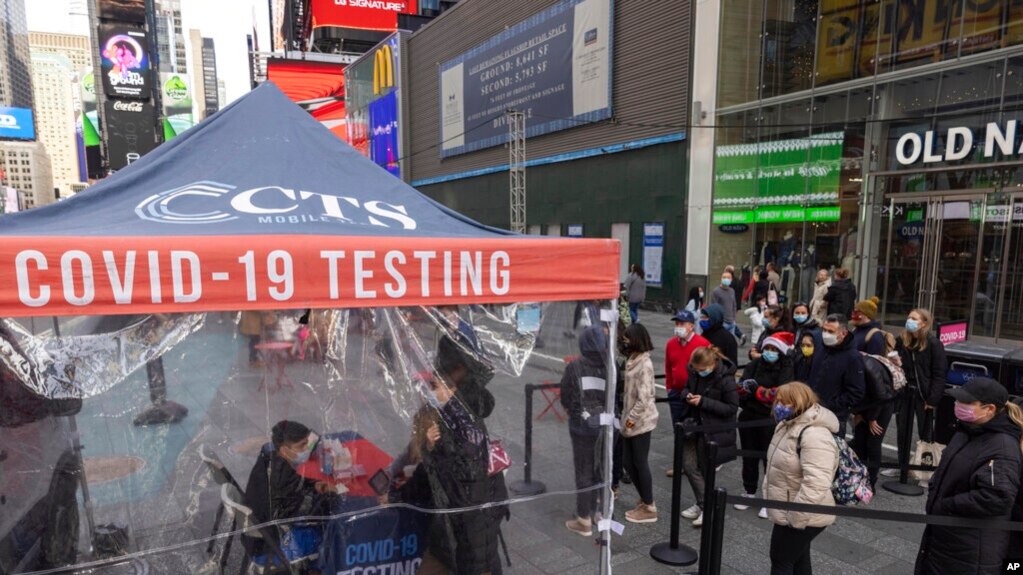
[713, 131, 843, 211]
[439, 0, 612, 157]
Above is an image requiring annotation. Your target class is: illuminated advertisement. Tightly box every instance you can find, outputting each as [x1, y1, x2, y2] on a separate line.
[99, 25, 152, 100]
[310, 0, 419, 32]
[439, 0, 613, 157]
[160, 73, 194, 140]
[98, 0, 146, 23]
[104, 100, 157, 171]
[369, 91, 399, 177]
[0, 107, 35, 141]
[346, 35, 402, 176]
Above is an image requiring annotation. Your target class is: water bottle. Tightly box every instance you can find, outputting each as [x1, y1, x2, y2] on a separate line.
[321, 442, 333, 477]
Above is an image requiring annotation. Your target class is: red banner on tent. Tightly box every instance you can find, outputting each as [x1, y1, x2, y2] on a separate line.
[310, 0, 418, 32]
[1, 235, 619, 316]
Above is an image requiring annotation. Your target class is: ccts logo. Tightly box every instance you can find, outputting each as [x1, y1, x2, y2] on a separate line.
[136, 181, 418, 229]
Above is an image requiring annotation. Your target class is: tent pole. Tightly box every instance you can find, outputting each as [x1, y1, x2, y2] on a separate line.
[52, 317, 99, 553]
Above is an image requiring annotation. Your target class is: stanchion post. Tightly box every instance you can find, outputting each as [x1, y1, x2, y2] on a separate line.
[509, 384, 547, 496]
[697, 442, 719, 575]
[708, 487, 728, 575]
[650, 424, 699, 566]
[883, 389, 924, 497]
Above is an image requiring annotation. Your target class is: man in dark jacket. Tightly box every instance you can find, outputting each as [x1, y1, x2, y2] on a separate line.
[850, 297, 887, 355]
[560, 325, 609, 536]
[824, 269, 857, 320]
[699, 304, 738, 365]
[808, 314, 865, 436]
[243, 420, 333, 560]
[917, 378, 1022, 575]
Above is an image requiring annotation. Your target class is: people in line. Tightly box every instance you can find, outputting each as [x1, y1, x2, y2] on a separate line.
[684, 285, 705, 313]
[790, 302, 822, 355]
[807, 314, 865, 436]
[750, 304, 792, 360]
[765, 262, 781, 290]
[746, 266, 771, 307]
[744, 295, 768, 347]
[624, 264, 647, 324]
[850, 297, 887, 356]
[763, 382, 841, 575]
[916, 377, 1023, 575]
[712, 269, 745, 343]
[736, 332, 795, 518]
[824, 268, 857, 320]
[612, 319, 629, 498]
[793, 333, 816, 381]
[849, 357, 897, 490]
[809, 269, 831, 325]
[680, 346, 739, 527]
[560, 326, 610, 536]
[664, 310, 711, 477]
[243, 420, 334, 564]
[620, 323, 659, 524]
[699, 304, 738, 365]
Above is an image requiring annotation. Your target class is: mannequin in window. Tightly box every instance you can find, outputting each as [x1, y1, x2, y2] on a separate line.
[801, 245, 817, 301]
[778, 231, 797, 267]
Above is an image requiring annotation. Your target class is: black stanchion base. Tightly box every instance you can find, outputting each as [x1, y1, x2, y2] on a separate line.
[508, 480, 547, 496]
[133, 401, 188, 426]
[649, 542, 698, 566]
[882, 479, 925, 497]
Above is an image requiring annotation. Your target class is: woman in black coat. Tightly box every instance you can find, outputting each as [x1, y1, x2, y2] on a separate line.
[680, 346, 739, 526]
[736, 332, 795, 508]
[823, 268, 857, 320]
[916, 377, 1023, 575]
[895, 308, 948, 443]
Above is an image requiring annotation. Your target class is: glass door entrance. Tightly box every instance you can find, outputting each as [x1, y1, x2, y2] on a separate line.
[878, 192, 1023, 342]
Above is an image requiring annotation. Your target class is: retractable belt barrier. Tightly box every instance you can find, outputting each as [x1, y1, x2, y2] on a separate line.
[508, 382, 561, 497]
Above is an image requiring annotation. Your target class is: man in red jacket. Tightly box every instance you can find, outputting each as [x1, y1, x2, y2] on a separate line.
[665, 310, 710, 476]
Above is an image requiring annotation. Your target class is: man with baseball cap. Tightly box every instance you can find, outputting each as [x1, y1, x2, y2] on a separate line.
[917, 377, 1023, 574]
[663, 310, 710, 477]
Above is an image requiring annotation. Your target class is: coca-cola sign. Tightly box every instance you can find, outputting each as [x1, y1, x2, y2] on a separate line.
[113, 101, 144, 113]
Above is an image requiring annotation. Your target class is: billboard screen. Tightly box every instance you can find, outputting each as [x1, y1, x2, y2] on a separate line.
[310, 0, 418, 32]
[266, 58, 346, 103]
[0, 107, 35, 141]
[99, 25, 152, 100]
[369, 91, 399, 177]
[98, 0, 146, 23]
[439, 0, 612, 157]
[160, 73, 194, 140]
[104, 100, 157, 171]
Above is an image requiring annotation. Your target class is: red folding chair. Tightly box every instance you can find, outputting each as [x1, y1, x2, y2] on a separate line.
[534, 355, 579, 422]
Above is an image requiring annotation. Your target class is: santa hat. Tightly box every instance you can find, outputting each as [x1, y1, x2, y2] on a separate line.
[762, 332, 795, 355]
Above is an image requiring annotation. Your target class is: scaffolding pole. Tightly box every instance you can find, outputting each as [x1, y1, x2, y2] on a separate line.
[508, 110, 526, 234]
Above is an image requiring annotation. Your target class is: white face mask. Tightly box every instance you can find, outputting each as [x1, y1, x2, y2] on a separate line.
[821, 332, 840, 347]
[290, 433, 318, 464]
[674, 326, 689, 340]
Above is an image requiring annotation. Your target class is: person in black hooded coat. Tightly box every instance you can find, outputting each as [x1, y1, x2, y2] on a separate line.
[916, 378, 1023, 575]
[823, 269, 857, 320]
[699, 304, 738, 365]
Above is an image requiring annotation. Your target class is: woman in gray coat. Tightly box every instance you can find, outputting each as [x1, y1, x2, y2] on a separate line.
[623, 264, 646, 324]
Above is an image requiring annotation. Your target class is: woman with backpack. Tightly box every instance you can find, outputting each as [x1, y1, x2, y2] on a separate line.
[763, 382, 840, 575]
[680, 346, 739, 527]
[916, 377, 1023, 575]
[736, 332, 795, 518]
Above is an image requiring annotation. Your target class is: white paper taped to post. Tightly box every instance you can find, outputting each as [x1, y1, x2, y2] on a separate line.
[600, 309, 618, 323]
[582, 376, 606, 391]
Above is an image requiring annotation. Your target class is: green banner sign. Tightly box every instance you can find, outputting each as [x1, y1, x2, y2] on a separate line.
[714, 131, 844, 207]
[713, 206, 841, 225]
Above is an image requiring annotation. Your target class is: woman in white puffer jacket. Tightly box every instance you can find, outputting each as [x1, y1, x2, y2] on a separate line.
[762, 382, 840, 575]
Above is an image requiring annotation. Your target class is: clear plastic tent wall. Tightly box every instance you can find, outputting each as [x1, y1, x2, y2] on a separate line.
[0, 302, 619, 575]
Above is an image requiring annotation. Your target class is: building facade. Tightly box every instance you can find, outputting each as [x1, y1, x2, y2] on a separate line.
[29, 32, 91, 197]
[406, 0, 692, 302]
[155, 0, 186, 73]
[689, 0, 1023, 343]
[188, 28, 207, 120]
[0, 141, 54, 208]
[201, 37, 219, 117]
[0, 0, 34, 109]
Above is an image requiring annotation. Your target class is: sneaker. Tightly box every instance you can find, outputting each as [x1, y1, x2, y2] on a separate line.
[612, 487, 620, 500]
[734, 493, 755, 511]
[625, 503, 658, 524]
[565, 517, 592, 537]
[692, 512, 704, 527]
[665, 467, 685, 478]
[758, 507, 768, 519]
[740, 334, 749, 346]
[681, 504, 701, 519]
[880, 468, 899, 477]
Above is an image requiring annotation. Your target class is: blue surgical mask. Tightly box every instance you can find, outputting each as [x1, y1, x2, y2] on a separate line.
[291, 433, 317, 464]
[762, 350, 779, 363]
[699, 319, 712, 331]
[721, 278, 732, 287]
[793, 314, 808, 324]
[906, 319, 920, 333]
[761, 318, 772, 328]
[773, 404, 795, 422]
[697, 367, 714, 377]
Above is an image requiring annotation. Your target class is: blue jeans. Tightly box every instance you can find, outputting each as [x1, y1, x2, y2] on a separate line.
[629, 302, 640, 324]
[723, 321, 744, 339]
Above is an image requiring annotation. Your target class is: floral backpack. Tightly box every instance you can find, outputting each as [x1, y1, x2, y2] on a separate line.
[797, 427, 873, 505]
